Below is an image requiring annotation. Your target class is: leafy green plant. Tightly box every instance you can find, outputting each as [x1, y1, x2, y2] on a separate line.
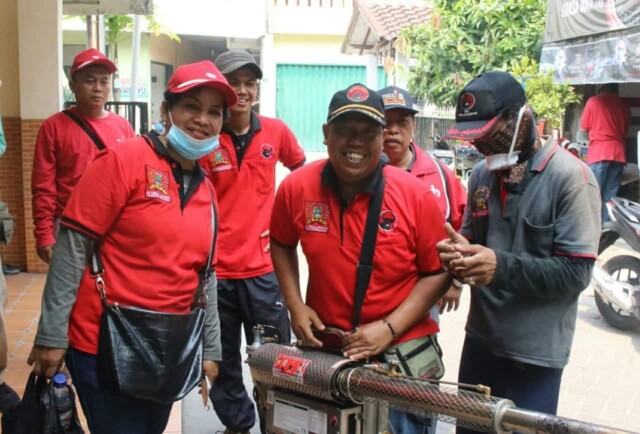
[511, 56, 582, 133]
[398, 0, 546, 107]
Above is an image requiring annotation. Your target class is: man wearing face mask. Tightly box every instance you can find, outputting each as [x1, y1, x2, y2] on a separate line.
[436, 71, 600, 431]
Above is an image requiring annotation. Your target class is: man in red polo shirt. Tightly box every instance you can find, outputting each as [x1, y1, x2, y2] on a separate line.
[201, 50, 305, 434]
[270, 84, 449, 434]
[31, 48, 135, 263]
[580, 83, 631, 222]
[379, 85, 467, 314]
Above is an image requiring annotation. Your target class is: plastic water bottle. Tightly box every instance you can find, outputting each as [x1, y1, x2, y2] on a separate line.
[52, 373, 73, 431]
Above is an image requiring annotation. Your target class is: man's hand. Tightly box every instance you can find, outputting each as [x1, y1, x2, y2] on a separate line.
[437, 284, 462, 314]
[449, 244, 497, 287]
[343, 321, 394, 361]
[260, 230, 270, 253]
[37, 245, 54, 264]
[436, 223, 470, 273]
[28, 345, 66, 378]
[289, 304, 325, 347]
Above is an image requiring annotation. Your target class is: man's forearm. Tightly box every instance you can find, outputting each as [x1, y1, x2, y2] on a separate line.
[386, 271, 449, 336]
[270, 239, 303, 309]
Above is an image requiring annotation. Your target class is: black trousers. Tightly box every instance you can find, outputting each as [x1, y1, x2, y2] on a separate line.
[210, 272, 291, 432]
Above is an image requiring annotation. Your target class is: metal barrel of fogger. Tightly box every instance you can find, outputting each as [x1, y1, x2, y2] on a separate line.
[248, 344, 634, 434]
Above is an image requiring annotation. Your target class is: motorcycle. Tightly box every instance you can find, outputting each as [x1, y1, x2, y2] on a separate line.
[592, 196, 640, 330]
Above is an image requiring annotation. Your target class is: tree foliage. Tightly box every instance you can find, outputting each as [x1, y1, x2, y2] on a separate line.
[398, 0, 547, 107]
[511, 56, 582, 133]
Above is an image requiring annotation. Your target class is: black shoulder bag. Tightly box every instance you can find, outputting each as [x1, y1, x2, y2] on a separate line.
[62, 110, 106, 150]
[92, 196, 218, 403]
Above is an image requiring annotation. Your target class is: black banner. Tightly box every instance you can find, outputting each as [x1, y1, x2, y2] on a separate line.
[544, 0, 640, 43]
[541, 30, 640, 84]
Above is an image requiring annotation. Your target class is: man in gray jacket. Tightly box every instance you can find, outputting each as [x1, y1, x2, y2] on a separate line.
[437, 71, 600, 433]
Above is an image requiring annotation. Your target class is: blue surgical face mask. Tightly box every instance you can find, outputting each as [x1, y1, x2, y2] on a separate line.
[166, 112, 220, 160]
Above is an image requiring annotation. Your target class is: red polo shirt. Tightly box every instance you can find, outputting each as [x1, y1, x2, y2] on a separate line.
[580, 93, 631, 164]
[201, 113, 305, 279]
[61, 133, 216, 355]
[270, 160, 445, 343]
[32, 108, 135, 248]
[409, 143, 467, 231]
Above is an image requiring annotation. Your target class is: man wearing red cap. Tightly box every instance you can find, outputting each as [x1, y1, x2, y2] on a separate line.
[31, 48, 135, 264]
[437, 71, 600, 432]
[201, 50, 305, 434]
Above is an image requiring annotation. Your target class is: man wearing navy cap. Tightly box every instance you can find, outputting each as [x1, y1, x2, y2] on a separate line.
[270, 84, 450, 434]
[437, 71, 600, 431]
[31, 48, 135, 264]
[379, 85, 467, 434]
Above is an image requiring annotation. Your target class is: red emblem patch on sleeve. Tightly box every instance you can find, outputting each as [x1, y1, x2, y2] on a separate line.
[145, 165, 171, 202]
[304, 201, 330, 233]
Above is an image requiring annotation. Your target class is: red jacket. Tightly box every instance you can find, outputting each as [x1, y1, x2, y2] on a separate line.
[409, 143, 467, 231]
[31, 108, 134, 248]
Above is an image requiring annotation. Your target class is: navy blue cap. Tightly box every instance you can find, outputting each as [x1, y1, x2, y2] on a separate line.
[378, 86, 419, 114]
[327, 83, 386, 126]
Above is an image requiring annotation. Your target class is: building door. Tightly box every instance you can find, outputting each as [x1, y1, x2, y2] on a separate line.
[276, 64, 387, 152]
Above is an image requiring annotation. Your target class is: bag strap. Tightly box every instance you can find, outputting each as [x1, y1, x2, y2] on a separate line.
[90, 181, 218, 307]
[63, 109, 106, 151]
[352, 173, 386, 330]
[432, 157, 452, 224]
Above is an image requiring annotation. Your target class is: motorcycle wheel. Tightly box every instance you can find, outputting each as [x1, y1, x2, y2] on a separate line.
[595, 255, 640, 330]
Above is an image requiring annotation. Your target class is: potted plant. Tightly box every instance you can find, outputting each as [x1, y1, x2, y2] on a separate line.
[511, 57, 582, 137]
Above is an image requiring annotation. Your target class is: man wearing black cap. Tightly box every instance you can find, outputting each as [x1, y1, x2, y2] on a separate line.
[31, 48, 135, 264]
[201, 50, 306, 434]
[270, 84, 449, 433]
[437, 71, 600, 430]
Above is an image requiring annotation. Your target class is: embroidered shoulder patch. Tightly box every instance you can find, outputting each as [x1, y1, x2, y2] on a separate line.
[145, 166, 171, 202]
[209, 148, 233, 172]
[304, 201, 330, 233]
[472, 186, 490, 218]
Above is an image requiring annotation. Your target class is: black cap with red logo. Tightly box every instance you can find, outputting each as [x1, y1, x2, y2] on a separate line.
[444, 71, 526, 140]
[327, 83, 386, 126]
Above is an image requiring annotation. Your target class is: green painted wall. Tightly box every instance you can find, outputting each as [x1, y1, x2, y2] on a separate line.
[276, 64, 387, 152]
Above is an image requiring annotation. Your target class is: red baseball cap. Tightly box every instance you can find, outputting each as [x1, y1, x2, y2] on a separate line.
[70, 48, 117, 76]
[166, 61, 238, 107]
